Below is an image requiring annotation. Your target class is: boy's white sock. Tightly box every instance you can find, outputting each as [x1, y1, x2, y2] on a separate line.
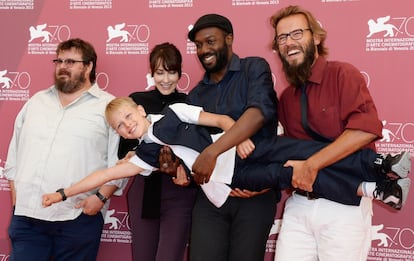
[361, 182, 377, 199]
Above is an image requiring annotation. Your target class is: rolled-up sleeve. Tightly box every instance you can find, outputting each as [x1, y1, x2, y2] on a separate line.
[245, 57, 278, 124]
[338, 64, 382, 138]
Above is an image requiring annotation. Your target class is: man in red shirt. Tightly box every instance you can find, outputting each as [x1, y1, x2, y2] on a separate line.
[271, 5, 411, 261]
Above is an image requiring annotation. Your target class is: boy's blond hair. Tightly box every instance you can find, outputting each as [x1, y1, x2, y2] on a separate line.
[105, 97, 137, 121]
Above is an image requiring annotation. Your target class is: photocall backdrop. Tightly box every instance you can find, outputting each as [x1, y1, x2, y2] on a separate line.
[0, 0, 413, 260]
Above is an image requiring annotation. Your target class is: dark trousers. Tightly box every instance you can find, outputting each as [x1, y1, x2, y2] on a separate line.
[189, 189, 278, 261]
[8, 212, 103, 261]
[232, 136, 378, 205]
[127, 175, 196, 261]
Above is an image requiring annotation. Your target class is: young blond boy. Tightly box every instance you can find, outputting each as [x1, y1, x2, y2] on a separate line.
[43, 97, 411, 209]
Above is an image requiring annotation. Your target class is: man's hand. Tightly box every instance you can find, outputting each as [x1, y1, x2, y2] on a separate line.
[192, 146, 217, 185]
[284, 160, 317, 192]
[159, 146, 180, 177]
[172, 165, 191, 187]
[76, 194, 104, 216]
[230, 188, 270, 198]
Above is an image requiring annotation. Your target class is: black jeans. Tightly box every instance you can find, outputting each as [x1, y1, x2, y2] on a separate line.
[189, 189, 279, 261]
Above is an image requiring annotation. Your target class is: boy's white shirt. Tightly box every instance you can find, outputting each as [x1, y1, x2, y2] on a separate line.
[128, 103, 235, 208]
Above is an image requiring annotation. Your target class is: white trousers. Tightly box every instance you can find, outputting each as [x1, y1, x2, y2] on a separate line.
[275, 192, 373, 261]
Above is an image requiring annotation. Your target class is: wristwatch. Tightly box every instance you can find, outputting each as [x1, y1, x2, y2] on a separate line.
[95, 191, 108, 203]
[56, 188, 67, 201]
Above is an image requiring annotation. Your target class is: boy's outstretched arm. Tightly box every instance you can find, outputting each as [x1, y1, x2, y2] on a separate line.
[198, 111, 235, 131]
[42, 161, 143, 207]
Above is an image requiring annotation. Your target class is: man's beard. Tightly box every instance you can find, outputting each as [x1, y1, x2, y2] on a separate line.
[55, 69, 87, 93]
[198, 43, 229, 74]
[279, 41, 316, 88]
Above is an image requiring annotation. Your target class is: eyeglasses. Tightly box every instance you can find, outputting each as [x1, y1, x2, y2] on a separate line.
[52, 58, 86, 67]
[275, 28, 312, 45]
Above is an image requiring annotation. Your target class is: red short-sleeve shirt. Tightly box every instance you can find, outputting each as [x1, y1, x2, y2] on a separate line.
[279, 56, 382, 150]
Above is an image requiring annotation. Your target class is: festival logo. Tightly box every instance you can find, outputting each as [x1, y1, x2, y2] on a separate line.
[0, 159, 4, 179]
[269, 219, 282, 237]
[185, 24, 196, 55]
[148, 0, 193, 8]
[0, 159, 10, 192]
[375, 120, 414, 154]
[69, 0, 112, 9]
[367, 16, 402, 38]
[320, 0, 359, 2]
[29, 24, 53, 43]
[266, 219, 282, 253]
[144, 71, 191, 93]
[0, 253, 10, 261]
[0, 0, 33, 10]
[144, 73, 155, 90]
[0, 70, 13, 89]
[371, 224, 395, 248]
[101, 208, 132, 244]
[231, 0, 279, 6]
[0, 69, 30, 102]
[106, 23, 133, 43]
[365, 15, 414, 52]
[27, 23, 71, 55]
[368, 223, 414, 260]
[360, 71, 371, 88]
[105, 23, 150, 55]
[95, 71, 110, 91]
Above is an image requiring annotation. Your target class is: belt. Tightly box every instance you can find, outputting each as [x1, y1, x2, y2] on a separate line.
[295, 189, 319, 200]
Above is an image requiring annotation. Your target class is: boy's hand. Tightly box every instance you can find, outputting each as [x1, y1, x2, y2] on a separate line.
[236, 139, 255, 159]
[42, 192, 63, 207]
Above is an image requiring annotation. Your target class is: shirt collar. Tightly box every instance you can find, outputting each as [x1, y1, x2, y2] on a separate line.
[139, 114, 163, 144]
[87, 82, 105, 97]
[48, 82, 102, 98]
[308, 56, 327, 85]
[201, 53, 240, 84]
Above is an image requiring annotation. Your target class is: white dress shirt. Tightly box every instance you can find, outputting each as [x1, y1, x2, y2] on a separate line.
[129, 103, 234, 208]
[4, 83, 126, 221]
